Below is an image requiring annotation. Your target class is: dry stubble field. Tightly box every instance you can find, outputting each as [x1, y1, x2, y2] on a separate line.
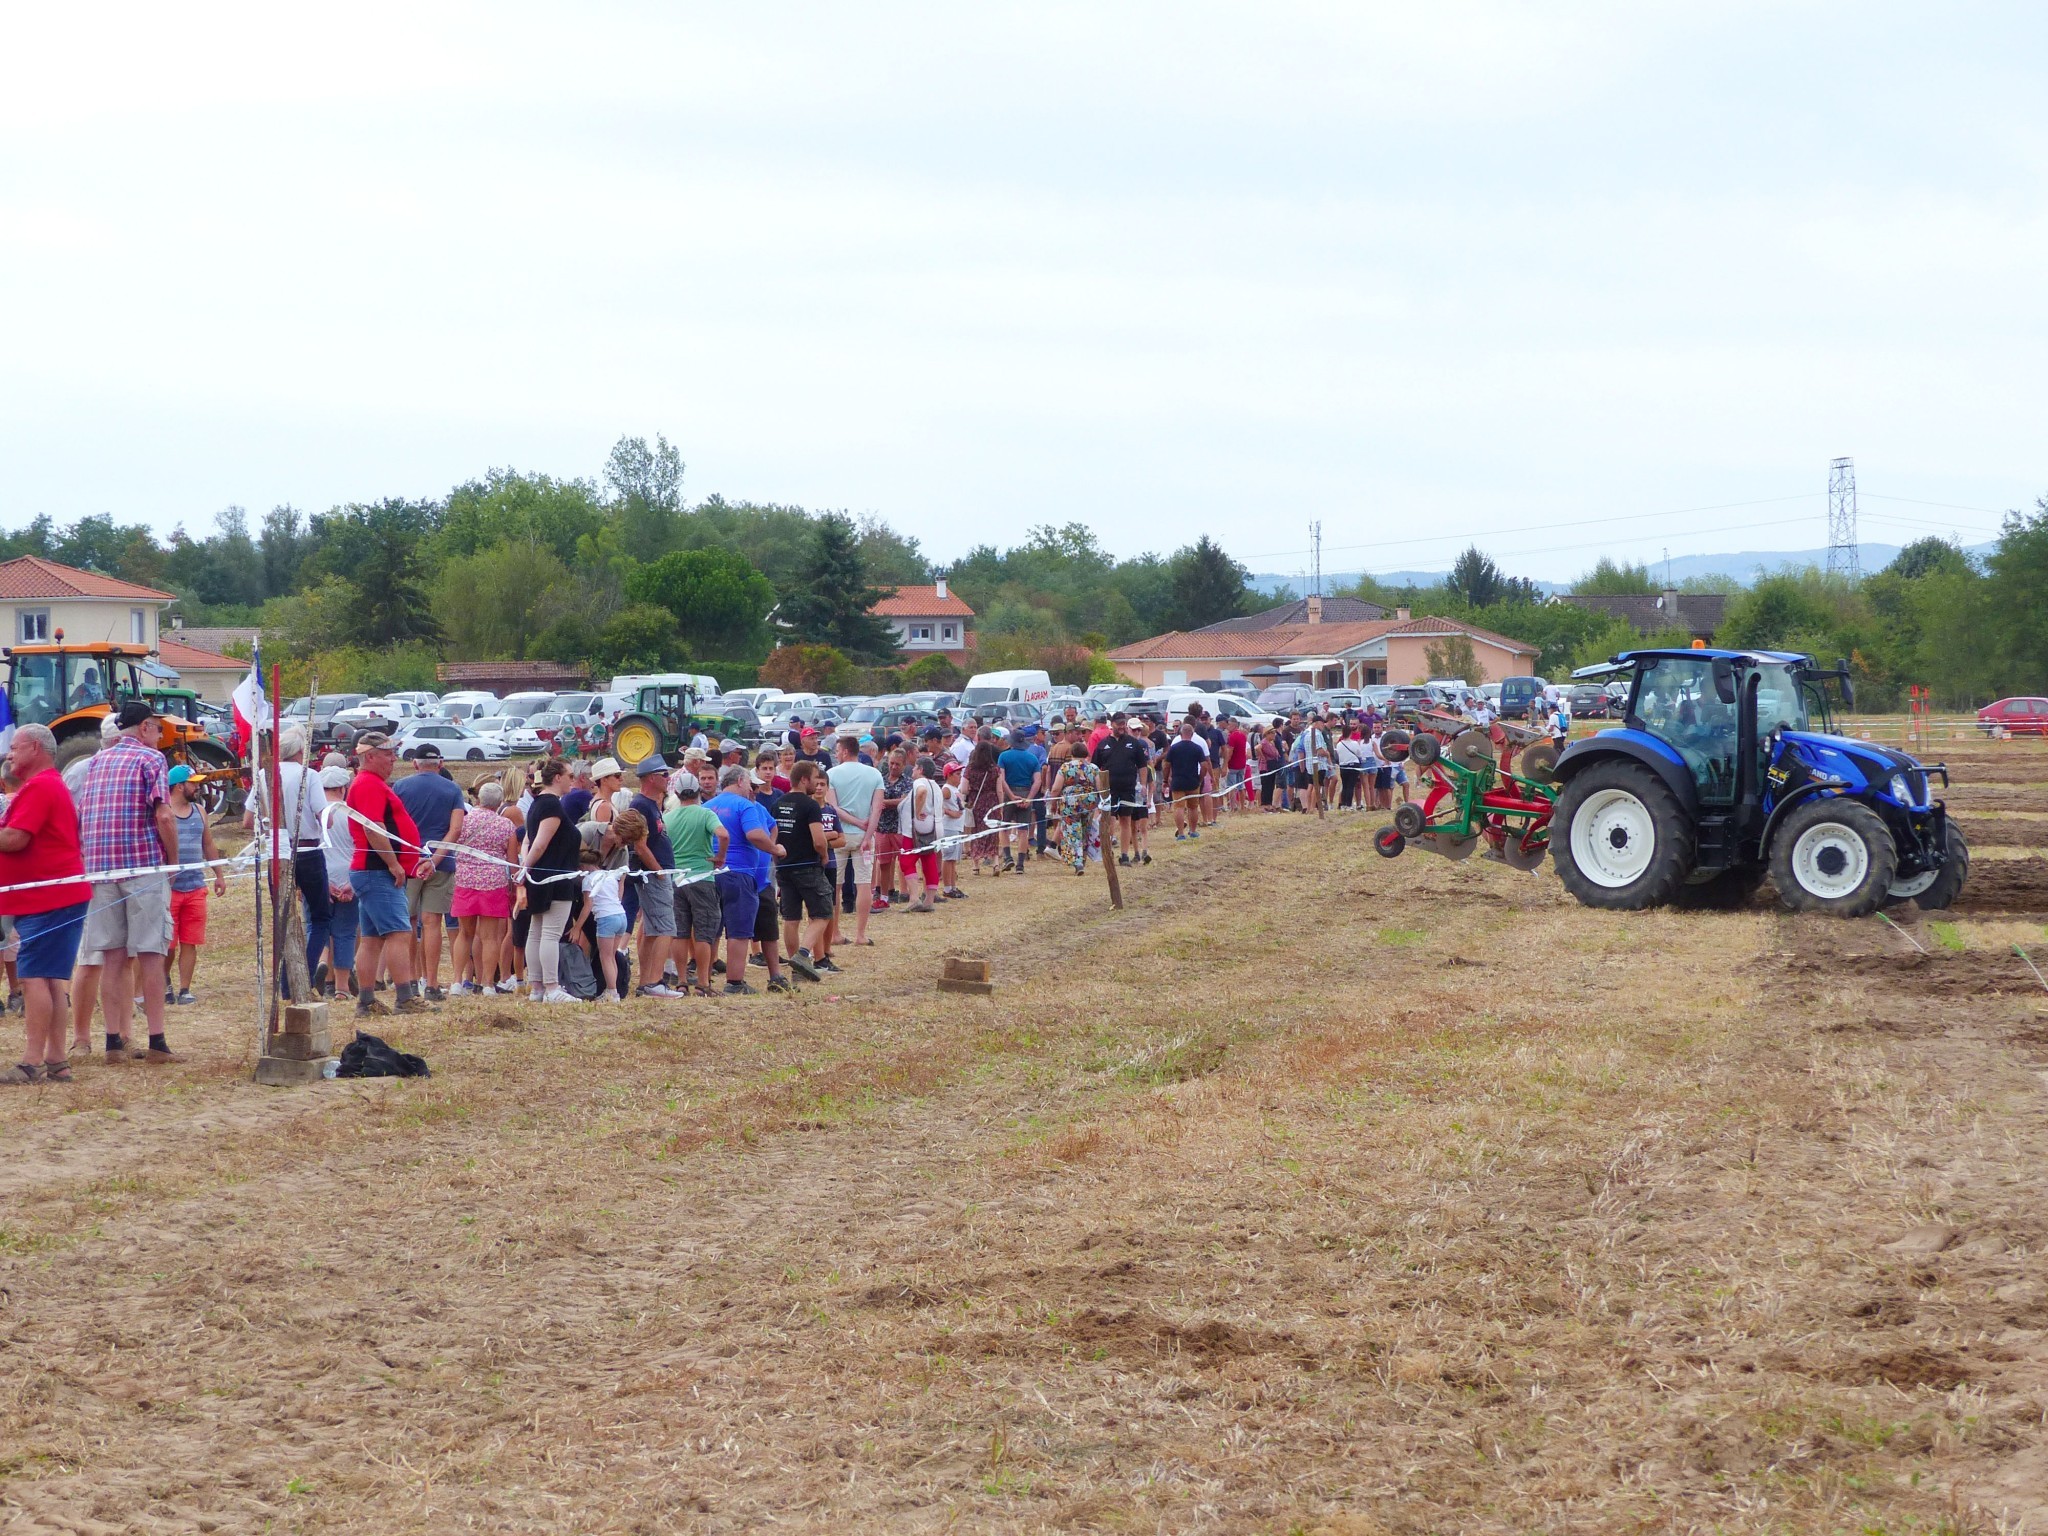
[5, 730, 2048, 1535]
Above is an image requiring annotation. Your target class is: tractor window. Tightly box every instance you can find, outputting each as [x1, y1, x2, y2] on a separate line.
[64, 656, 111, 711]
[1631, 657, 1738, 803]
[1754, 664, 1810, 738]
[10, 654, 63, 725]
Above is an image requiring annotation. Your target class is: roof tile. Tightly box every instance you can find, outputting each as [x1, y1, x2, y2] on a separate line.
[0, 555, 174, 603]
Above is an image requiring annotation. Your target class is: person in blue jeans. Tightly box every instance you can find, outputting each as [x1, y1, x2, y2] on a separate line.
[705, 765, 788, 995]
[995, 730, 1044, 874]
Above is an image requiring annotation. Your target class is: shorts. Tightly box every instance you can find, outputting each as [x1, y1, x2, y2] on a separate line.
[405, 864, 456, 918]
[1169, 785, 1204, 803]
[778, 864, 834, 921]
[1375, 767, 1393, 789]
[995, 800, 1033, 826]
[348, 866, 412, 937]
[594, 912, 629, 939]
[83, 875, 171, 957]
[451, 884, 512, 920]
[636, 874, 677, 937]
[752, 884, 781, 945]
[840, 826, 875, 883]
[1226, 769, 1246, 793]
[715, 869, 759, 939]
[1109, 785, 1146, 821]
[169, 885, 209, 946]
[12, 903, 88, 980]
[677, 878, 723, 944]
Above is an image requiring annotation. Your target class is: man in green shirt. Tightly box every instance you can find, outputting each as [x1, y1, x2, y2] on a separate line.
[662, 774, 729, 995]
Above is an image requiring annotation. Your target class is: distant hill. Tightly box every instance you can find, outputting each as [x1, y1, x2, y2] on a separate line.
[1248, 542, 1992, 597]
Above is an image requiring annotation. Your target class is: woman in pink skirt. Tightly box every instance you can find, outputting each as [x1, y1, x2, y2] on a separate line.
[450, 780, 522, 995]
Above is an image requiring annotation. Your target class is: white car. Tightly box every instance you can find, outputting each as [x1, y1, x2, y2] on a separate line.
[392, 722, 507, 762]
[335, 697, 419, 727]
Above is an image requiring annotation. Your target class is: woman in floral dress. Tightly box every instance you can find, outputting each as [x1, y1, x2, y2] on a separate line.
[1051, 742, 1102, 876]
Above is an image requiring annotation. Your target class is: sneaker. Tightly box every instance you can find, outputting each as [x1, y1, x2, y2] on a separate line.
[424, 986, 446, 1003]
[541, 988, 577, 1004]
[1174, 832, 1185, 842]
[789, 951, 822, 982]
[599, 991, 621, 1003]
[173, 989, 197, 1006]
[356, 995, 393, 1017]
[312, 961, 330, 994]
[6, 993, 24, 1017]
[637, 984, 683, 999]
[748, 952, 768, 968]
[1117, 854, 1130, 866]
[813, 956, 842, 973]
[947, 886, 968, 899]
[395, 995, 437, 1015]
[1141, 851, 1153, 865]
[711, 959, 727, 976]
[1189, 830, 1200, 840]
[723, 980, 757, 996]
[494, 978, 519, 994]
[766, 976, 795, 994]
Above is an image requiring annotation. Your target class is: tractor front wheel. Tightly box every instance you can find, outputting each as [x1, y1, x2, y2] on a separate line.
[1769, 797, 1898, 917]
[1888, 821, 1969, 911]
[1553, 761, 1694, 909]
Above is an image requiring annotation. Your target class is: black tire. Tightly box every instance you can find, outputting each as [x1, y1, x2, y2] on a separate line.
[1373, 827, 1406, 859]
[1889, 821, 1969, 911]
[467, 748, 485, 761]
[53, 731, 100, 775]
[1380, 729, 1411, 763]
[1552, 760, 1695, 910]
[1392, 803, 1426, 838]
[1408, 732, 1441, 768]
[1768, 797, 1898, 917]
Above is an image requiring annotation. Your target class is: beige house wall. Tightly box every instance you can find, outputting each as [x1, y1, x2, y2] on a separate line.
[1382, 635, 1532, 686]
[3, 597, 162, 649]
[172, 666, 243, 706]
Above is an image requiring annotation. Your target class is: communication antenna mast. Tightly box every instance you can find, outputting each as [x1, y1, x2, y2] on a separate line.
[1309, 520, 1323, 597]
[1826, 457, 1861, 582]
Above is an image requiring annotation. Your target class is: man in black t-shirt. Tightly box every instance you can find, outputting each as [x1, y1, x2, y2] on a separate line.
[1091, 713, 1153, 867]
[1162, 721, 1209, 843]
[772, 760, 832, 980]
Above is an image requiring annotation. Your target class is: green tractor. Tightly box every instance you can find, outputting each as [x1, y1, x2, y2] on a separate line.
[607, 682, 756, 765]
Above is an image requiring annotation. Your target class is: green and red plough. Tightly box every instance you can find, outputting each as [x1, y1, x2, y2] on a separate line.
[1374, 711, 1561, 870]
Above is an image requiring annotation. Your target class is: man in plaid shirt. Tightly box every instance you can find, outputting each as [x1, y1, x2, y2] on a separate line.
[78, 700, 181, 1065]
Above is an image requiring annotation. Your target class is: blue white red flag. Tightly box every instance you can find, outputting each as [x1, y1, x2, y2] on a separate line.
[230, 642, 271, 753]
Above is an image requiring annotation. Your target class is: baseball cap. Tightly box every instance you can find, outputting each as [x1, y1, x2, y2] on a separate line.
[167, 764, 193, 786]
[355, 730, 394, 751]
[319, 765, 351, 790]
[942, 759, 961, 776]
[116, 699, 153, 729]
[634, 755, 670, 777]
[412, 742, 443, 761]
[719, 738, 742, 754]
[681, 747, 710, 765]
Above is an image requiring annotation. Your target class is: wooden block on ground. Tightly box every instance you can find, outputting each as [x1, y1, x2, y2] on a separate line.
[937, 977, 995, 996]
[281, 1001, 329, 1037]
[255, 1055, 333, 1086]
[265, 1029, 331, 1061]
[942, 957, 991, 983]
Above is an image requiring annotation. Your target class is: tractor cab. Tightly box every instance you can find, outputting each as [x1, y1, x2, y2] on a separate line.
[608, 683, 703, 767]
[1547, 648, 1964, 918]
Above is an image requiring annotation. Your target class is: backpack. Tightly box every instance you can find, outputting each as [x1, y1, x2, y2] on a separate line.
[558, 940, 601, 1001]
[336, 1031, 431, 1079]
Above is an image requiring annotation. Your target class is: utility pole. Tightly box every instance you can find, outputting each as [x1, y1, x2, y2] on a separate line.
[1310, 520, 1323, 597]
[1826, 457, 1861, 582]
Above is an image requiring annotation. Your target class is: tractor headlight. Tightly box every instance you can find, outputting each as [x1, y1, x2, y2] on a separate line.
[1888, 772, 1916, 807]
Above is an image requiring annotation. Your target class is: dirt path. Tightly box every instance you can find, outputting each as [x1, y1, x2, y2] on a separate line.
[4, 803, 2047, 1533]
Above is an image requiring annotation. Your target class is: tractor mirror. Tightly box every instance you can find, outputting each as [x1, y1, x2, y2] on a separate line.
[1837, 658, 1855, 710]
[1711, 658, 1737, 706]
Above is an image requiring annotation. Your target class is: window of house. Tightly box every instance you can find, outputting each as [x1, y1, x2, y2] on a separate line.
[131, 609, 146, 644]
[19, 609, 51, 643]
[911, 624, 933, 641]
[941, 624, 956, 642]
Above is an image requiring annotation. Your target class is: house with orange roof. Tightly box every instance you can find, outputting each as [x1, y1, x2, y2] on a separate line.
[1107, 606, 1538, 690]
[0, 555, 174, 650]
[871, 580, 976, 665]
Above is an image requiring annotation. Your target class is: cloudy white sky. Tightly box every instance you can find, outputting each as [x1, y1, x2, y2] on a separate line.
[2, 2, 2042, 580]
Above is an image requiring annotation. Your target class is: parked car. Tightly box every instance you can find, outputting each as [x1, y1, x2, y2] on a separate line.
[284, 692, 370, 721]
[505, 711, 574, 753]
[1567, 684, 1614, 720]
[393, 722, 507, 761]
[1978, 697, 2048, 735]
[1252, 682, 1319, 713]
[471, 714, 525, 739]
[1314, 689, 1364, 714]
[1498, 675, 1548, 720]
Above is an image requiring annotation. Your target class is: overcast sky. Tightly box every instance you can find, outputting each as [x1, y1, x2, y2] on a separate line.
[2, 2, 2042, 581]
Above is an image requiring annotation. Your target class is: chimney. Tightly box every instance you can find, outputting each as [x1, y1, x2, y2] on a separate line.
[1661, 586, 1678, 613]
[1306, 594, 1322, 625]
[171, 614, 185, 632]
[935, 577, 948, 600]
[1395, 606, 1411, 621]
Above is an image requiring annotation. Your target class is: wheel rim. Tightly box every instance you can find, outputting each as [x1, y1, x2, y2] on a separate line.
[1791, 820, 1870, 900]
[1569, 787, 1657, 888]
[616, 722, 659, 764]
[1887, 868, 1938, 899]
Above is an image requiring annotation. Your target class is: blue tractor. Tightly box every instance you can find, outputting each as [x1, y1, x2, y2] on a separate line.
[1547, 648, 1967, 916]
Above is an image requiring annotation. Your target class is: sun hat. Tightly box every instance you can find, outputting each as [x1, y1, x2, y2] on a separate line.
[634, 755, 670, 778]
[591, 756, 623, 779]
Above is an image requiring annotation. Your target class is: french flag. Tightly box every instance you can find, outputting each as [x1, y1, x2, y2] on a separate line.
[0, 687, 12, 755]
[231, 642, 272, 754]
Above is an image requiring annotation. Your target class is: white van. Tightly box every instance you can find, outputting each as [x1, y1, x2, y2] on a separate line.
[960, 669, 1053, 709]
[439, 690, 498, 722]
[610, 672, 722, 702]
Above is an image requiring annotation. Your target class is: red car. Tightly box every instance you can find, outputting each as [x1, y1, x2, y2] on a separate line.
[1978, 697, 2048, 735]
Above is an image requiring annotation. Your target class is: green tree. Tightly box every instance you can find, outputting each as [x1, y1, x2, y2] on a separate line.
[305, 499, 444, 647]
[260, 506, 315, 597]
[1423, 633, 1480, 682]
[1574, 557, 1656, 595]
[605, 434, 685, 562]
[439, 470, 606, 565]
[1886, 536, 1972, 581]
[626, 546, 776, 658]
[434, 542, 571, 659]
[596, 603, 685, 670]
[1166, 536, 1248, 630]
[776, 513, 903, 663]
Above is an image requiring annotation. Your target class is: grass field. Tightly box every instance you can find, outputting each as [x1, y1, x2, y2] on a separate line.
[4, 733, 2048, 1533]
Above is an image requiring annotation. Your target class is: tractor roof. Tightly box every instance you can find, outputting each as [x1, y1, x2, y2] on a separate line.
[1615, 647, 1811, 665]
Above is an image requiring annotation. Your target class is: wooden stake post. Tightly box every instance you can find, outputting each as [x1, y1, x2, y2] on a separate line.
[255, 668, 335, 1085]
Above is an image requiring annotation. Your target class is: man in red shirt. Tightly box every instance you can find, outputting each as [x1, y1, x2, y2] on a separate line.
[0, 725, 92, 1083]
[344, 733, 428, 1017]
[1225, 722, 1251, 812]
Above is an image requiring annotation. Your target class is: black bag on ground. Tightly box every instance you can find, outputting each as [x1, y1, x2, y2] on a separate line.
[558, 940, 601, 1001]
[336, 1031, 431, 1078]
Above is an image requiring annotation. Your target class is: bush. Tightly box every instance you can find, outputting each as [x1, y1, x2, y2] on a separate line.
[899, 653, 967, 691]
[760, 644, 858, 693]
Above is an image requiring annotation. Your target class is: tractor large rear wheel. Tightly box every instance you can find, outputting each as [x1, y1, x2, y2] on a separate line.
[1552, 761, 1694, 910]
[611, 714, 665, 768]
[1769, 797, 1898, 917]
[53, 731, 101, 777]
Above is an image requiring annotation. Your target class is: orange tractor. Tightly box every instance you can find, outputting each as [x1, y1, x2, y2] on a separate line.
[3, 637, 245, 806]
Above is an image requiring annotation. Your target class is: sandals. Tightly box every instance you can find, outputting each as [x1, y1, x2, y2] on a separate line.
[42, 1062, 72, 1083]
[1, 1063, 39, 1085]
